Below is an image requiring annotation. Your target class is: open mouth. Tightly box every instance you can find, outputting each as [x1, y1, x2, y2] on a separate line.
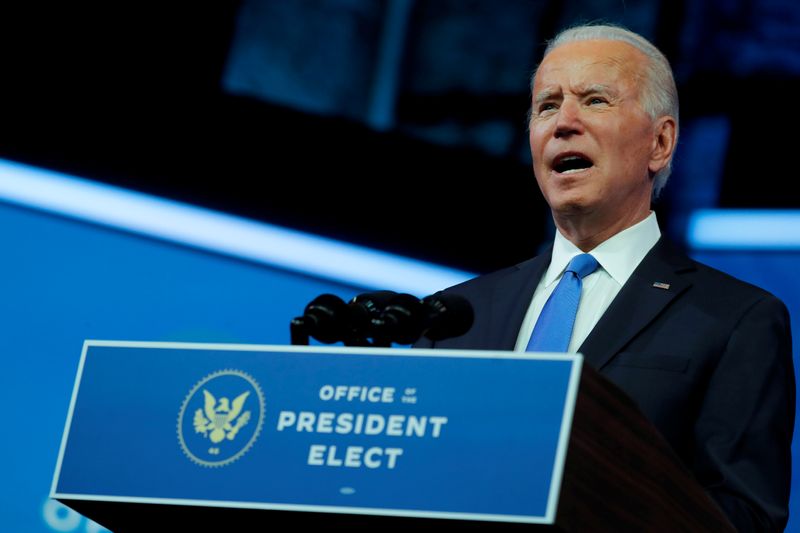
[553, 154, 593, 174]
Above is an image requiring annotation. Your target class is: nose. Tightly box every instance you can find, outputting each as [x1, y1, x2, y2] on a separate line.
[554, 98, 583, 138]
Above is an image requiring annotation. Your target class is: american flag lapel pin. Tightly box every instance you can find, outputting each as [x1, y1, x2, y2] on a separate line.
[652, 282, 671, 290]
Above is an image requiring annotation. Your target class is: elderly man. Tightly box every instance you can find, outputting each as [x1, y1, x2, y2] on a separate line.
[415, 24, 794, 532]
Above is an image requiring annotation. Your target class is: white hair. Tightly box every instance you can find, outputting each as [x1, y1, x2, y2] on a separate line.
[535, 24, 679, 197]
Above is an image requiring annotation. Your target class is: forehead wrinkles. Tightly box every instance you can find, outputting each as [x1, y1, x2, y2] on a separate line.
[534, 52, 644, 102]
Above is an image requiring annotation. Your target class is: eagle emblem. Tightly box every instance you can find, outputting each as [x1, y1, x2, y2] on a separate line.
[193, 389, 251, 443]
[178, 369, 264, 467]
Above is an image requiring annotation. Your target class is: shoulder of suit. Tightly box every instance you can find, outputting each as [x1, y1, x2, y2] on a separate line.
[690, 258, 783, 300]
[662, 245, 787, 316]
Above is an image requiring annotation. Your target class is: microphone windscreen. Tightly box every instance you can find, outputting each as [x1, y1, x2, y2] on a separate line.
[379, 293, 425, 344]
[303, 293, 348, 344]
[347, 290, 397, 332]
[422, 293, 474, 341]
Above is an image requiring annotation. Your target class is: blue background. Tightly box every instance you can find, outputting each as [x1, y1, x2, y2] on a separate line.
[0, 201, 369, 532]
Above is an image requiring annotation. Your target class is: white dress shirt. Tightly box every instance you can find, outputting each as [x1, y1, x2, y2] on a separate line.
[514, 212, 661, 353]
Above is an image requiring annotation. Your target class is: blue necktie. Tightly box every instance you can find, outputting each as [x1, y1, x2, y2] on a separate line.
[526, 253, 599, 353]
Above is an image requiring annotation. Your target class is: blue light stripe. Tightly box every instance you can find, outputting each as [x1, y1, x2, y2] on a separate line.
[0, 158, 474, 294]
[687, 209, 800, 250]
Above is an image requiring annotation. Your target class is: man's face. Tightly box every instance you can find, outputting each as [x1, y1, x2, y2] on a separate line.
[529, 39, 661, 227]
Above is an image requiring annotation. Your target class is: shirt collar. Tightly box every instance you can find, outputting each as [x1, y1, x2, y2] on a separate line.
[544, 212, 661, 287]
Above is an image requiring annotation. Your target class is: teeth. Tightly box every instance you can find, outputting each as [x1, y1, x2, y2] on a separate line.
[560, 167, 586, 174]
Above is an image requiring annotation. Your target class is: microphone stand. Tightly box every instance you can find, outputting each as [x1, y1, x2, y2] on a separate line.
[290, 317, 310, 346]
[290, 316, 389, 347]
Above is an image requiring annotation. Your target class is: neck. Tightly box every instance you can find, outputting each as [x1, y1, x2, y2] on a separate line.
[554, 209, 652, 252]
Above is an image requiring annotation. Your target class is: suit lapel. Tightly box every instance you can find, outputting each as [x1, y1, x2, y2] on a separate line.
[487, 249, 552, 350]
[578, 238, 696, 370]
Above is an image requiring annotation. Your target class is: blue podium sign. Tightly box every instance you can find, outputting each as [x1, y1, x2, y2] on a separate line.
[52, 341, 582, 524]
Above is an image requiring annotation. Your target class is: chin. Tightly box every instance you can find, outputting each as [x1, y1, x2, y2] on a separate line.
[548, 193, 595, 216]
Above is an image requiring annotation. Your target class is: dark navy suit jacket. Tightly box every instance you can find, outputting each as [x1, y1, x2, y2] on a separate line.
[415, 238, 795, 532]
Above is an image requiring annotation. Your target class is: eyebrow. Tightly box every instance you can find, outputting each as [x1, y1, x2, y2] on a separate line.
[533, 88, 558, 105]
[533, 84, 618, 105]
[578, 84, 616, 97]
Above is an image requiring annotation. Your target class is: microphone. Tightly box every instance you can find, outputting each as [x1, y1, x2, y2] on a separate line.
[375, 293, 427, 345]
[291, 291, 398, 346]
[346, 290, 398, 343]
[291, 293, 349, 344]
[291, 291, 473, 346]
[374, 292, 474, 344]
[421, 292, 474, 341]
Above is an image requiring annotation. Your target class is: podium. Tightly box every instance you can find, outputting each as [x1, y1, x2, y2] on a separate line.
[52, 341, 735, 532]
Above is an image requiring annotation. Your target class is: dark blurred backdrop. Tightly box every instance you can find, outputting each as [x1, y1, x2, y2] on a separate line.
[1, 0, 798, 273]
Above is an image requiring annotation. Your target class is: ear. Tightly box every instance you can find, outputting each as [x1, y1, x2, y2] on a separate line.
[648, 116, 677, 176]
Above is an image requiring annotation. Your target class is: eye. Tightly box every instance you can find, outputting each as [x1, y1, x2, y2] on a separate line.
[588, 96, 608, 105]
[538, 102, 557, 114]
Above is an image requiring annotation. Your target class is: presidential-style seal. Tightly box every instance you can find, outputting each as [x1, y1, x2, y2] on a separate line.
[178, 369, 265, 467]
